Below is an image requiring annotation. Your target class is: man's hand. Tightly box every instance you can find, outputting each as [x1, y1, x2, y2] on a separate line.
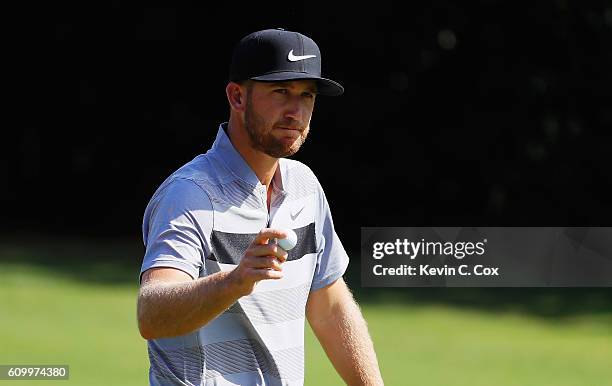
[230, 228, 289, 296]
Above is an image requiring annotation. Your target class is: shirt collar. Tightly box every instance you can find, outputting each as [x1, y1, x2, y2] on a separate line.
[211, 122, 287, 195]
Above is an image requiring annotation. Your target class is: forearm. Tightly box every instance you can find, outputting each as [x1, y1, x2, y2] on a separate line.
[311, 296, 383, 385]
[137, 271, 242, 339]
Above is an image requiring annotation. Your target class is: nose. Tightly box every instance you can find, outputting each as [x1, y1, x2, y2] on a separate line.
[283, 94, 306, 124]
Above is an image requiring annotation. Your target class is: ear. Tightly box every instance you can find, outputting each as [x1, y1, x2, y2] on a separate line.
[226, 82, 247, 112]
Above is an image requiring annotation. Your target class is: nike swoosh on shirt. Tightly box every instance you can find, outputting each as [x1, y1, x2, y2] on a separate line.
[290, 206, 305, 221]
[288, 50, 317, 62]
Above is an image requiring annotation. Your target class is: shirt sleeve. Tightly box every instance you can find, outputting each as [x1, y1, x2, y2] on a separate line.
[140, 178, 213, 283]
[310, 181, 350, 291]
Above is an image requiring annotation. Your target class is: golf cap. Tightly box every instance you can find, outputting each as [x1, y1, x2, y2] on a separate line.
[229, 28, 344, 96]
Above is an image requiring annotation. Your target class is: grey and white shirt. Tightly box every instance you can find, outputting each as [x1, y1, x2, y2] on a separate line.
[140, 123, 349, 386]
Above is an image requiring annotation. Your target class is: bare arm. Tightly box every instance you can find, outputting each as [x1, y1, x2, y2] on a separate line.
[138, 268, 241, 339]
[137, 228, 289, 340]
[306, 278, 383, 386]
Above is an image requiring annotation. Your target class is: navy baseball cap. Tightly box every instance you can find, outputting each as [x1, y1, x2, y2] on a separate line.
[229, 28, 344, 96]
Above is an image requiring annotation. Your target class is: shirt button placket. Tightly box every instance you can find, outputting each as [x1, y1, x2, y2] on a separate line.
[257, 185, 270, 226]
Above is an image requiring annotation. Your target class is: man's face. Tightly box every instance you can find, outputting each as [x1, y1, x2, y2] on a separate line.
[243, 80, 317, 158]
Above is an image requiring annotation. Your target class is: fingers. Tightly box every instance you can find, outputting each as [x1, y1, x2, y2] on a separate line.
[232, 229, 290, 292]
[232, 255, 284, 294]
[243, 255, 283, 271]
[248, 243, 288, 263]
[246, 268, 284, 280]
[252, 228, 288, 246]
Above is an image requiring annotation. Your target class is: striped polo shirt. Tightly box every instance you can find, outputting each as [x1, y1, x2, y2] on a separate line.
[140, 123, 350, 386]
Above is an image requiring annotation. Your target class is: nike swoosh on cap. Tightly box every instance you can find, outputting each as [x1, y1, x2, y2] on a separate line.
[287, 50, 317, 62]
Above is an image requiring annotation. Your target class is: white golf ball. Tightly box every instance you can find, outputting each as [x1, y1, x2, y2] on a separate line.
[277, 229, 298, 251]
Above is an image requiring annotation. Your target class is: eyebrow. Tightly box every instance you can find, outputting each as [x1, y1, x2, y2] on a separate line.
[268, 82, 318, 93]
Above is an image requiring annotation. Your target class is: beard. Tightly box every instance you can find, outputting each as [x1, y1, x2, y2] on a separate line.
[244, 96, 309, 158]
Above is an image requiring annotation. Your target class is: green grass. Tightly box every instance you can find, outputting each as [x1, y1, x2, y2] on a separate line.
[1, 261, 612, 386]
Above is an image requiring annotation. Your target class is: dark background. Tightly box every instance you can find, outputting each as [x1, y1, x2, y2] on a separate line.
[6, 1, 612, 252]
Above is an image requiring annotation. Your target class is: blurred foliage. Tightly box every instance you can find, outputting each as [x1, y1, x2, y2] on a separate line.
[5, 1, 612, 250]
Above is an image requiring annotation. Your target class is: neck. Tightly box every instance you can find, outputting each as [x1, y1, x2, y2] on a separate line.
[226, 116, 278, 188]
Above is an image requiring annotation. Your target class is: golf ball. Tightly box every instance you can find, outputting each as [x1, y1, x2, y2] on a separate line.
[277, 229, 298, 251]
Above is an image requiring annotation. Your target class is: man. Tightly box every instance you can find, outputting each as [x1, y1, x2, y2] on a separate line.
[137, 28, 383, 386]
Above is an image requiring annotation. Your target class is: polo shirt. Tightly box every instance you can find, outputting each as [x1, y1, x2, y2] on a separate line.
[140, 123, 350, 386]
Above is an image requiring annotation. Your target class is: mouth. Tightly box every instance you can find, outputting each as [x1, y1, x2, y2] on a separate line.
[275, 126, 301, 132]
[274, 127, 303, 139]
[274, 127, 303, 145]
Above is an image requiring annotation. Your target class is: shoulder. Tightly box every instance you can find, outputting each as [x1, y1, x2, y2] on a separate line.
[162, 177, 211, 205]
[281, 158, 323, 195]
[282, 158, 316, 176]
[148, 152, 228, 203]
[172, 153, 224, 184]
[146, 177, 214, 219]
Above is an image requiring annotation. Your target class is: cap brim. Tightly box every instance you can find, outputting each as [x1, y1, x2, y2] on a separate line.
[250, 72, 344, 96]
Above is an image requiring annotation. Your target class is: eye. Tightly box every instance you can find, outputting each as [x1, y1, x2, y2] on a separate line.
[274, 89, 288, 95]
[302, 92, 315, 98]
